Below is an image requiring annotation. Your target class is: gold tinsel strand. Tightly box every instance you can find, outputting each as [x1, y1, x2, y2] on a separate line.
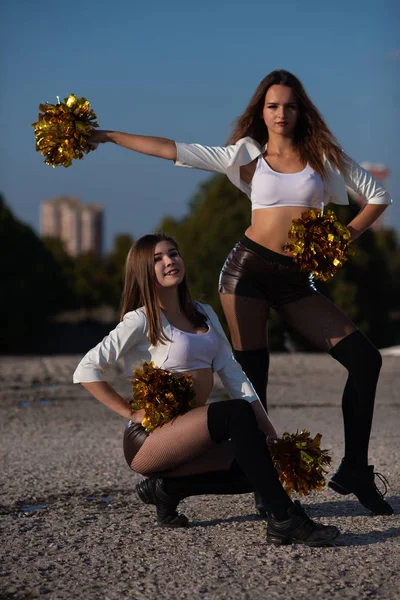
[130, 362, 196, 433]
[284, 209, 353, 281]
[32, 94, 98, 168]
[268, 430, 332, 496]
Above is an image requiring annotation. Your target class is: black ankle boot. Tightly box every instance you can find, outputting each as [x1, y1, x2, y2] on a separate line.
[136, 478, 189, 528]
[267, 501, 340, 547]
[329, 460, 393, 515]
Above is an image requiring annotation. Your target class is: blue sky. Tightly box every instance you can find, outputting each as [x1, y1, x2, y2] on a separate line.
[1, 0, 399, 251]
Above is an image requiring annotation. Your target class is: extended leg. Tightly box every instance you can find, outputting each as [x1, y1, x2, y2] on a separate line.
[278, 294, 393, 515]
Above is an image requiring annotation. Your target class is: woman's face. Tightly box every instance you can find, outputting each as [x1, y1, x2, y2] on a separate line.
[153, 241, 185, 288]
[262, 85, 299, 137]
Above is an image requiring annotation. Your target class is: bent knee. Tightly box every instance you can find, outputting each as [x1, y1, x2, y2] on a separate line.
[208, 398, 255, 426]
[222, 398, 254, 417]
[331, 331, 382, 375]
[359, 339, 382, 374]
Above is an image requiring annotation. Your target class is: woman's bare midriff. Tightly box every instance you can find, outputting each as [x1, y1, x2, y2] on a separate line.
[246, 206, 312, 255]
[130, 368, 214, 424]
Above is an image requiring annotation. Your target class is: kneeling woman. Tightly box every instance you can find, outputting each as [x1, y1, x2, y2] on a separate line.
[73, 233, 339, 546]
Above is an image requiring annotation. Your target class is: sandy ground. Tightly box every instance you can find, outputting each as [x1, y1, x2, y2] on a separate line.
[1, 353, 399, 600]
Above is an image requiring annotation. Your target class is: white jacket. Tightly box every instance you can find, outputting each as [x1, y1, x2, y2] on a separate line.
[175, 136, 392, 206]
[73, 302, 258, 403]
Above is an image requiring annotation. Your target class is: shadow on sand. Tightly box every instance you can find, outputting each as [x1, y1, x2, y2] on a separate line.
[306, 496, 399, 518]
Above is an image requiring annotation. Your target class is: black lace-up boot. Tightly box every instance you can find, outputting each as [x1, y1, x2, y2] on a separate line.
[329, 460, 393, 515]
[136, 465, 254, 527]
[267, 501, 340, 547]
[136, 478, 189, 528]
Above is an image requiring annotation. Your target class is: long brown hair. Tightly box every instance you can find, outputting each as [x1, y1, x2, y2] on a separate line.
[227, 69, 348, 178]
[120, 233, 207, 346]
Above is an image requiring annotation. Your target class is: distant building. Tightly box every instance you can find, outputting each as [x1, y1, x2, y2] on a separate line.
[40, 196, 103, 256]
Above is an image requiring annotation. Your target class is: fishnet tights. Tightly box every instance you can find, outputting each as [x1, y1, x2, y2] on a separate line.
[131, 405, 235, 477]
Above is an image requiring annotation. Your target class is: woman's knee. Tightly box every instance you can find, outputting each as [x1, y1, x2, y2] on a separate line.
[215, 398, 254, 419]
[330, 330, 382, 376]
[207, 399, 256, 443]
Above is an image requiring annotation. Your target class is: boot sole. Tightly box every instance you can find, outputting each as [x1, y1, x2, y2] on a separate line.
[329, 481, 394, 515]
[158, 514, 189, 528]
[267, 529, 340, 547]
[328, 480, 351, 495]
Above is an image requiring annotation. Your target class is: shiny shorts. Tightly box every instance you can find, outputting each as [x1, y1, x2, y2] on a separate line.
[123, 421, 148, 467]
[219, 236, 318, 309]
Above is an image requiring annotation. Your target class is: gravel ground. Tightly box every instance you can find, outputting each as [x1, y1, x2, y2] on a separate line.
[1, 353, 399, 600]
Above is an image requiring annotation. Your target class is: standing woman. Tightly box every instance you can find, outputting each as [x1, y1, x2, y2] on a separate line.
[73, 233, 340, 546]
[88, 70, 393, 516]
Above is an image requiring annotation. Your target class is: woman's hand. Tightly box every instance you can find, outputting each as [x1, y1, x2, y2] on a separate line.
[347, 204, 389, 241]
[88, 129, 113, 149]
[81, 381, 134, 419]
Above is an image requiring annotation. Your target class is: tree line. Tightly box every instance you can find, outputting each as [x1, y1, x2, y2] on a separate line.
[1, 178, 399, 353]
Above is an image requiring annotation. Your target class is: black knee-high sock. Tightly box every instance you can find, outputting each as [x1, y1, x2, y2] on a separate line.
[207, 400, 292, 519]
[163, 461, 254, 498]
[233, 348, 269, 411]
[330, 330, 382, 469]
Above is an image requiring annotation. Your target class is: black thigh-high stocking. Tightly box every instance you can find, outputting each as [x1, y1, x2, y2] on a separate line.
[233, 348, 270, 411]
[330, 330, 382, 469]
[207, 400, 293, 519]
[277, 295, 380, 469]
[163, 460, 254, 498]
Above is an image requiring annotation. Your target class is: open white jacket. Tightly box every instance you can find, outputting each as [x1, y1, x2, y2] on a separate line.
[175, 137, 392, 206]
[73, 302, 258, 403]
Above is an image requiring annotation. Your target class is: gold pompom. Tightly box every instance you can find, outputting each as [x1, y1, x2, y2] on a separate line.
[284, 209, 353, 281]
[32, 94, 98, 168]
[130, 362, 196, 433]
[268, 430, 332, 496]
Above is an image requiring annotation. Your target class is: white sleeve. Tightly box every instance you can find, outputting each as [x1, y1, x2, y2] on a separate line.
[174, 142, 237, 174]
[72, 310, 147, 383]
[344, 158, 392, 205]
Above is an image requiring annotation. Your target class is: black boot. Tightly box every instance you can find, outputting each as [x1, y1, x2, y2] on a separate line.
[136, 463, 255, 527]
[136, 478, 189, 528]
[329, 460, 393, 515]
[267, 501, 340, 547]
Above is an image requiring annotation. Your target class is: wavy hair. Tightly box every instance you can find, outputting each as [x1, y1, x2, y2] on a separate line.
[120, 233, 207, 346]
[227, 69, 348, 177]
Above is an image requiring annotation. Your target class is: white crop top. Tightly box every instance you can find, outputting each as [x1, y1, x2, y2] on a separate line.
[163, 321, 220, 373]
[251, 156, 325, 210]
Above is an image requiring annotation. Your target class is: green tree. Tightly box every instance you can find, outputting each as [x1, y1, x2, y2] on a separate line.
[0, 196, 70, 352]
[103, 234, 135, 309]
